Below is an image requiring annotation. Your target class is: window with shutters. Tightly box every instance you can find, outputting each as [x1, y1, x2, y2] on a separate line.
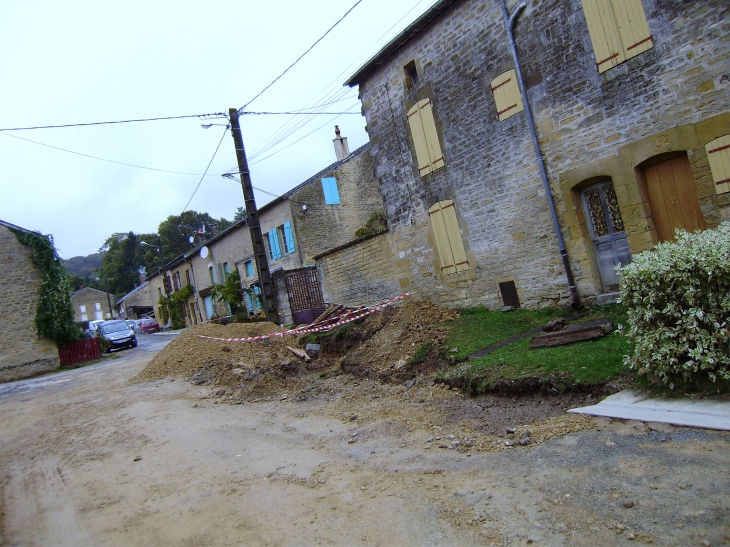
[266, 229, 282, 260]
[407, 98, 445, 177]
[322, 177, 340, 204]
[223, 262, 230, 279]
[278, 221, 296, 254]
[244, 260, 255, 277]
[706, 135, 730, 195]
[490, 69, 524, 121]
[581, 0, 653, 73]
[428, 200, 470, 274]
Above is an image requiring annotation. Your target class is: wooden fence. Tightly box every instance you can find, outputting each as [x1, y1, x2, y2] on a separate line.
[59, 337, 102, 366]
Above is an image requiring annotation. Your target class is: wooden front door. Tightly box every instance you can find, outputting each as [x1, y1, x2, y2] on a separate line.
[644, 155, 706, 242]
[581, 181, 632, 292]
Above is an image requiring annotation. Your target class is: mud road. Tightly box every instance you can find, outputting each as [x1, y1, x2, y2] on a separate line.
[1, 333, 728, 546]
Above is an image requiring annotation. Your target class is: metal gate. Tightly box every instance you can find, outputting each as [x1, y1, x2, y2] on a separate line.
[284, 268, 327, 326]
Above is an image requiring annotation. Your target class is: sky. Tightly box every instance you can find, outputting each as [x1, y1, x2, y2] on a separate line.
[0, 0, 441, 259]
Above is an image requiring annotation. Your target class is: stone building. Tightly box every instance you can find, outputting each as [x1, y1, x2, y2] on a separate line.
[0, 220, 60, 381]
[116, 281, 155, 320]
[329, 0, 730, 310]
[71, 287, 116, 322]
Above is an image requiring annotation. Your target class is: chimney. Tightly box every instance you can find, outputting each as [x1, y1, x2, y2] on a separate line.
[333, 125, 350, 161]
[138, 266, 147, 286]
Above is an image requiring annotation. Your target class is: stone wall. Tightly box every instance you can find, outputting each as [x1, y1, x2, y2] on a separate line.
[290, 146, 385, 264]
[316, 231, 403, 307]
[352, 0, 730, 309]
[0, 224, 60, 381]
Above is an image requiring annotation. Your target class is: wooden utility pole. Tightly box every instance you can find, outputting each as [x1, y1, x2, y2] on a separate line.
[229, 108, 280, 324]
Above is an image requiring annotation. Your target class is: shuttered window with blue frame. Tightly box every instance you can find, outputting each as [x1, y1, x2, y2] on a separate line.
[322, 177, 340, 204]
[282, 221, 296, 254]
[267, 229, 282, 260]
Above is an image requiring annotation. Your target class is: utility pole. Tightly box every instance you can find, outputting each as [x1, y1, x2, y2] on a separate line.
[103, 277, 114, 319]
[229, 108, 280, 324]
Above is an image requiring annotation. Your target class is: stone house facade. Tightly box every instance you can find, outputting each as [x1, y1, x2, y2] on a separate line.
[0, 220, 60, 381]
[71, 287, 116, 322]
[337, 0, 730, 310]
[116, 281, 155, 320]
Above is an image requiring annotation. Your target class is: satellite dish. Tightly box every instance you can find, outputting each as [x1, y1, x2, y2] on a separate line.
[200, 246, 209, 259]
[189, 236, 195, 244]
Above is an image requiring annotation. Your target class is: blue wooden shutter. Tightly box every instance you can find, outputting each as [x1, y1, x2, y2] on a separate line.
[283, 221, 296, 253]
[268, 229, 282, 259]
[322, 177, 340, 204]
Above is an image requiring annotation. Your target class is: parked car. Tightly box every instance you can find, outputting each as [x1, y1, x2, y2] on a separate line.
[125, 319, 140, 333]
[98, 320, 137, 352]
[88, 319, 106, 334]
[138, 318, 160, 334]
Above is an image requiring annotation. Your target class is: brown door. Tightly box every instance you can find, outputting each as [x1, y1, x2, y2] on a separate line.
[644, 155, 706, 242]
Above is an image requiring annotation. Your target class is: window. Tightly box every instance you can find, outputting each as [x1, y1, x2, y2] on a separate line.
[428, 200, 470, 274]
[95, 303, 102, 311]
[706, 135, 730, 195]
[278, 221, 296, 254]
[581, 0, 653, 73]
[173, 271, 181, 291]
[79, 305, 86, 313]
[244, 260, 255, 277]
[490, 69, 524, 121]
[407, 98, 445, 177]
[185, 269, 191, 286]
[404, 60, 418, 89]
[223, 262, 230, 279]
[209, 266, 215, 284]
[322, 177, 341, 204]
[267, 229, 282, 260]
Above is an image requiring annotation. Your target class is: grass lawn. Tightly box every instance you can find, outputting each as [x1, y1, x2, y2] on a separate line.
[440, 304, 633, 393]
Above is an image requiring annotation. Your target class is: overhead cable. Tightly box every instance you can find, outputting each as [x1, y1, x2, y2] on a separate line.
[180, 125, 230, 213]
[239, 0, 364, 112]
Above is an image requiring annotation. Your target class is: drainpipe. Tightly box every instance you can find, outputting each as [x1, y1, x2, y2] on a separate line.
[500, 0, 580, 308]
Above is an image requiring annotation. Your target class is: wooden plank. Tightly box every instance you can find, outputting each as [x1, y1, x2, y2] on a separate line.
[706, 135, 730, 194]
[407, 103, 432, 176]
[313, 304, 339, 325]
[286, 345, 311, 362]
[644, 163, 672, 242]
[418, 99, 445, 172]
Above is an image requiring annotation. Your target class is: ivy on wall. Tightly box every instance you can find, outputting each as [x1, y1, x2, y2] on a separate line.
[158, 284, 194, 330]
[10, 228, 81, 347]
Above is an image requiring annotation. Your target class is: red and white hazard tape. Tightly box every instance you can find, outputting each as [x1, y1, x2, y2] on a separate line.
[196, 293, 410, 343]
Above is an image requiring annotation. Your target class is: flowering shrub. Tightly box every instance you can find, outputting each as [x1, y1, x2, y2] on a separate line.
[618, 223, 730, 388]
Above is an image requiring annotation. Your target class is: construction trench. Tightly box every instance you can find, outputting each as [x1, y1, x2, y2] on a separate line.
[1, 299, 728, 546]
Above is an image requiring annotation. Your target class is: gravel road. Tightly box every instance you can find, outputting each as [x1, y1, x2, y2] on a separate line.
[0, 333, 728, 547]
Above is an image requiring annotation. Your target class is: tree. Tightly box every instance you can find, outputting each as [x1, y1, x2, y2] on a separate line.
[210, 268, 245, 317]
[157, 210, 232, 262]
[233, 207, 247, 222]
[97, 232, 143, 295]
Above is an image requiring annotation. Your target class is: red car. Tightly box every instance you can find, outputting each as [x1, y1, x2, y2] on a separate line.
[138, 318, 160, 334]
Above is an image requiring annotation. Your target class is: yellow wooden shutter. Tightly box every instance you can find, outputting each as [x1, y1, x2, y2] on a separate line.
[706, 135, 730, 195]
[490, 69, 524, 122]
[407, 103, 432, 177]
[418, 99, 445, 172]
[581, 0, 625, 72]
[429, 200, 469, 274]
[612, 0, 653, 60]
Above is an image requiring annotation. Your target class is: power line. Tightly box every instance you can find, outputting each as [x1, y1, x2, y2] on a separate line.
[239, 0, 364, 112]
[180, 125, 230, 214]
[0, 131, 220, 176]
[0, 112, 227, 132]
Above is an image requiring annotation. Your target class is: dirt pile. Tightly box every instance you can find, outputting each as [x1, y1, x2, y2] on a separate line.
[130, 322, 294, 383]
[335, 300, 457, 378]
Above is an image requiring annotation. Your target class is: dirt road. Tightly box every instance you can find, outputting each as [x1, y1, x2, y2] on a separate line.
[1, 334, 728, 546]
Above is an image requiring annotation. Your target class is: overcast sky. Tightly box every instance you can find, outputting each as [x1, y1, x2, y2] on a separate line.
[0, 0, 440, 259]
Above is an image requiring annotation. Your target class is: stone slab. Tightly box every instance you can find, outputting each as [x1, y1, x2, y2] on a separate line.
[569, 390, 730, 431]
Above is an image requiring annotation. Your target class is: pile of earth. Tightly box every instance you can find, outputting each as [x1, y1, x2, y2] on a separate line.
[331, 300, 458, 379]
[130, 322, 295, 384]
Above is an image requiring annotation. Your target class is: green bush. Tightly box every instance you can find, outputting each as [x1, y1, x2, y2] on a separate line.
[618, 223, 730, 387]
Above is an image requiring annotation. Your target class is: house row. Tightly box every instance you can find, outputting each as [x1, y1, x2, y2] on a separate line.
[120, 0, 729, 325]
[119, 131, 384, 327]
